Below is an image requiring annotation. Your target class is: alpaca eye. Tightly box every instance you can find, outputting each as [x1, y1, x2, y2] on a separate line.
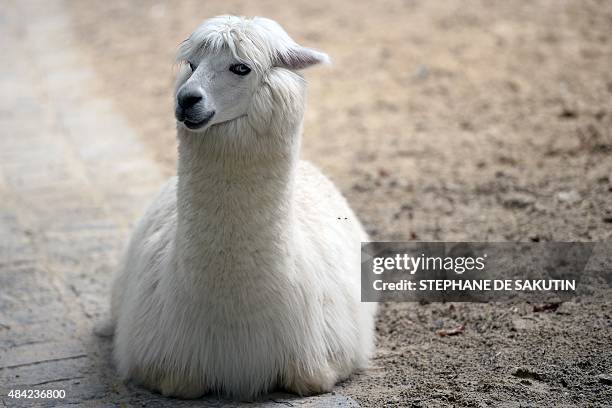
[229, 63, 251, 76]
[188, 61, 196, 71]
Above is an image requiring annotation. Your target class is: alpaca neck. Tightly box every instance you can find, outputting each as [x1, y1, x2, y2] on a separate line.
[174, 121, 301, 280]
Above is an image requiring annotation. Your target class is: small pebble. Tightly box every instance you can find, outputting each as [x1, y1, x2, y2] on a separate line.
[598, 374, 612, 385]
[556, 190, 580, 204]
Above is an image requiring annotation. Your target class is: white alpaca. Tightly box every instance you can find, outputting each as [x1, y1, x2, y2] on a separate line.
[108, 15, 376, 400]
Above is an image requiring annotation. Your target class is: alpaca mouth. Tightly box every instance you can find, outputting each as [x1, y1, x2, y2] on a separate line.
[183, 118, 209, 130]
[179, 111, 215, 130]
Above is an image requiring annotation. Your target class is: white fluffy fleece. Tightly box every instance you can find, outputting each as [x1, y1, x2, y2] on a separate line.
[107, 15, 377, 400]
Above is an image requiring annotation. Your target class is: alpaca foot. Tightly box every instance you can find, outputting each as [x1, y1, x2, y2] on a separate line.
[159, 376, 207, 399]
[284, 362, 338, 396]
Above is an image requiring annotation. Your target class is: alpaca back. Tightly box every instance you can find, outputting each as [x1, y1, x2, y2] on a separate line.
[293, 160, 376, 369]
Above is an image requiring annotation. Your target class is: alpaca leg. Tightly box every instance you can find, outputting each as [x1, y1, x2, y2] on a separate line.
[159, 375, 208, 399]
[135, 367, 208, 399]
[284, 361, 338, 396]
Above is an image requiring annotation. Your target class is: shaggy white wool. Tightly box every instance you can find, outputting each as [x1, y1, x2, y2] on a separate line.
[176, 15, 330, 73]
[108, 15, 376, 400]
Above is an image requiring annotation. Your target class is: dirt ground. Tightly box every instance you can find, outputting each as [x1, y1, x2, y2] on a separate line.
[66, 0, 611, 406]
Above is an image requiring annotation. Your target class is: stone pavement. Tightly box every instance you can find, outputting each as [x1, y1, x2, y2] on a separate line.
[0, 1, 358, 406]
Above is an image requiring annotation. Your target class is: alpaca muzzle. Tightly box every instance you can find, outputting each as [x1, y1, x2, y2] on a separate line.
[175, 86, 215, 129]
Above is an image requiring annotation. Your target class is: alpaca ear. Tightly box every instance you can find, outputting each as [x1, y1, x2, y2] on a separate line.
[276, 47, 330, 70]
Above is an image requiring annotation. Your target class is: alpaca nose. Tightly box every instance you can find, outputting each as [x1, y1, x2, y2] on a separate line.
[177, 87, 203, 109]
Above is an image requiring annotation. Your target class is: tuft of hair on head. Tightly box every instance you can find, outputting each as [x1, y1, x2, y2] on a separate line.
[177, 15, 330, 74]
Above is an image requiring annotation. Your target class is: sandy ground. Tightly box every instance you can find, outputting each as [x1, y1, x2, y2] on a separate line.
[65, 1, 611, 406]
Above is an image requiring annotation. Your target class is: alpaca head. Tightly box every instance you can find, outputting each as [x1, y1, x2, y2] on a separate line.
[175, 16, 329, 133]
